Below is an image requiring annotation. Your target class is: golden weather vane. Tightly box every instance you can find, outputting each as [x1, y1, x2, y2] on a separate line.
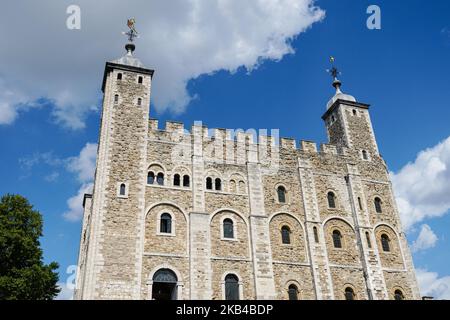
[123, 18, 139, 42]
[326, 56, 341, 81]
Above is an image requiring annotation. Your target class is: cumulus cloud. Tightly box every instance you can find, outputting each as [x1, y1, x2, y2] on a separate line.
[63, 143, 97, 222]
[0, 0, 324, 129]
[411, 224, 438, 253]
[416, 269, 450, 300]
[391, 136, 450, 231]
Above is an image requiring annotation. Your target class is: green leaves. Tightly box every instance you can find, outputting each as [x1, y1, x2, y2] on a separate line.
[0, 194, 60, 300]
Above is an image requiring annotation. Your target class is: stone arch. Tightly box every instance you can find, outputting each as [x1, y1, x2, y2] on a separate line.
[220, 270, 244, 300]
[269, 212, 307, 264]
[323, 217, 360, 266]
[374, 223, 405, 269]
[147, 265, 184, 300]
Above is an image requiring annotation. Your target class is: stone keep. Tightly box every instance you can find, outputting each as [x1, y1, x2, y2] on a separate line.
[74, 44, 420, 300]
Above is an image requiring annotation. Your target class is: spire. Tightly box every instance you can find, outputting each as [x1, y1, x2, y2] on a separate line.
[325, 56, 356, 109]
[112, 18, 145, 68]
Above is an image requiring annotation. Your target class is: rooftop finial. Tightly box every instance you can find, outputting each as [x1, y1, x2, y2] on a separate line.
[327, 56, 342, 93]
[122, 18, 139, 54]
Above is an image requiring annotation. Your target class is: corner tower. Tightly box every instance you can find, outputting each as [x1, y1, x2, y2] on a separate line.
[75, 24, 154, 299]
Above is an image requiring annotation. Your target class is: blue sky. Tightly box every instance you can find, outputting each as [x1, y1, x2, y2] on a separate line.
[0, 0, 449, 299]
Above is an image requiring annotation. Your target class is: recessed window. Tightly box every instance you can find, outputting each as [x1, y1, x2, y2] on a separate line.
[160, 213, 172, 234]
[362, 150, 369, 160]
[206, 177, 213, 190]
[137, 98, 142, 106]
[366, 232, 372, 249]
[119, 183, 126, 196]
[183, 175, 190, 187]
[352, 109, 357, 116]
[277, 186, 286, 203]
[173, 174, 181, 186]
[332, 230, 342, 248]
[114, 94, 119, 104]
[381, 234, 390, 252]
[157, 172, 164, 186]
[138, 76, 143, 84]
[117, 73, 122, 80]
[281, 226, 291, 244]
[225, 274, 239, 300]
[288, 284, 299, 300]
[357, 197, 363, 210]
[223, 218, 234, 239]
[313, 227, 319, 243]
[327, 192, 336, 209]
[345, 287, 355, 300]
[147, 171, 155, 184]
[394, 290, 404, 301]
[215, 178, 222, 191]
[374, 197, 382, 213]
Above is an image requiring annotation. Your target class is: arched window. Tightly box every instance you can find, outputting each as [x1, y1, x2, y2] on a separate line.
[119, 183, 126, 196]
[138, 76, 143, 84]
[381, 234, 390, 252]
[160, 213, 172, 234]
[157, 172, 164, 186]
[223, 218, 234, 239]
[345, 287, 355, 300]
[327, 192, 336, 208]
[137, 98, 142, 106]
[152, 269, 177, 300]
[215, 178, 222, 191]
[277, 186, 286, 203]
[173, 174, 181, 186]
[394, 290, 404, 300]
[313, 226, 319, 243]
[206, 177, 213, 190]
[147, 171, 155, 184]
[225, 274, 239, 300]
[229, 180, 236, 193]
[352, 109, 357, 116]
[183, 175, 190, 187]
[374, 197, 382, 213]
[114, 94, 119, 104]
[357, 197, 363, 210]
[362, 150, 368, 160]
[332, 230, 342, 248]
[366, 232, 372, 249]
[281, 226, 291, 244]
[117, 73, 122, 80]
[288, 284, 298, 300]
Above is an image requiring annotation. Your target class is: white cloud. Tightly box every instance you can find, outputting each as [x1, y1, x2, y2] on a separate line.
[63, 143, 97, 222]
[0, 0, 324, 129]
[411, 224, 438, 253]
[66, 143, 97, 183]
[391, 136, 450, 231]
[416, 269, 450, 300]
[55, 282, 74, 300]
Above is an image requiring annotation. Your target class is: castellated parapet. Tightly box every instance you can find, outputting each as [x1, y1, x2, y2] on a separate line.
[74, 42, 420, 301]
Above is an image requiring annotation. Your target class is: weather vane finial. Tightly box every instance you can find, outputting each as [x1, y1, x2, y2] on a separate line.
[326, 56, 342, 91]
[123, 18, 139, 43]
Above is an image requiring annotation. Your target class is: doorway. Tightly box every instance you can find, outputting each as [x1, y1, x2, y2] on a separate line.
[151, 269, 178, 300]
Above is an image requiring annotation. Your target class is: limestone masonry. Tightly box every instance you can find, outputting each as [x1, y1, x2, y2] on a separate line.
[74, 42, 420, 300]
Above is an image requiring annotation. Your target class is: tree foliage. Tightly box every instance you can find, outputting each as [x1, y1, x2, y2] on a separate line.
[0, 194, 60, 300]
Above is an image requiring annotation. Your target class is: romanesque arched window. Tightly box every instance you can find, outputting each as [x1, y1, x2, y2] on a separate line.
[147, 171, 155, 185]
[206, 177, 213, 190]
[114, 94, 119, 104]
[277, 186, 286, 203]
[362, 150, 368, 160]
[119, 183, 126, 196]
[381, 234, 390, 252]
[327, 192, 336, 208]
[313, 226, 319, 243]
[394, 289, 404, 300]
[345, 287, 355, 300]
[374, 197, 382, 213]
[117, 73, 122, 80]
[215, 178, 222, 191]
[223, 218, 234, 239]
[332, 230, 342, 248]
[138, 76, 143, 84]
[281, 226, 291, 244]
[173, 174, 181, 186]
[239, 181, 246, 193]
[160, 213, 172, 234]
[157, 172, 164, 186]
[137, 98, 142, 106]
[288, 284, 299, 300]
[366, 232, 372, 249]
[183, 175, 190, 187]
[357, 197, 363, 210]
[225, 274, 239, 300]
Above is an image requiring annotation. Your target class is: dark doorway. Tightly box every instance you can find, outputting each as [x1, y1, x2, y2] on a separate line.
[152, 269, 178, 300]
